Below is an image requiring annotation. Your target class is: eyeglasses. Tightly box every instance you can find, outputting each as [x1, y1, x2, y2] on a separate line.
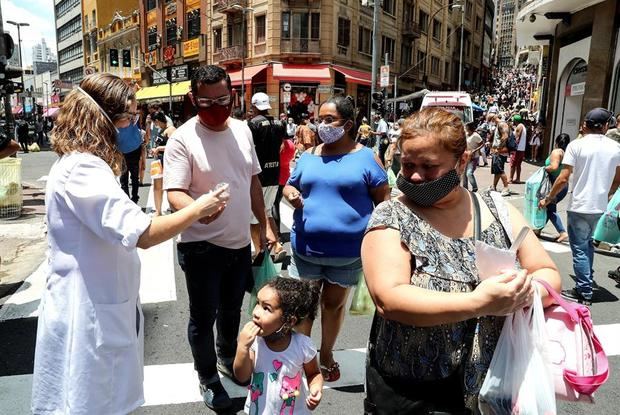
[194, 94, 232, 108]
[317, 116, 343, 124]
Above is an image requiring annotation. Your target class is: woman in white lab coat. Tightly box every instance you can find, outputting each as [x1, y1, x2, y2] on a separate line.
[31, 73, 230, 415]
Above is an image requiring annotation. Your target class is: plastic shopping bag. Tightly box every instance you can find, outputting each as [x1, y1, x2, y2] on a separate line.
[387, 168, 397, 188]
[248, 251, 279, 315]
[593, 188, 620, 244]
[479, 286, 556, 415]
[536, 171, 552, 201]
[524, 167, 548, 229]
[349, 274, 375, 316]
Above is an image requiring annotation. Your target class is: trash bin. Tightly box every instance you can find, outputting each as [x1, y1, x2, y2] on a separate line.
[0, 158, 23, 219]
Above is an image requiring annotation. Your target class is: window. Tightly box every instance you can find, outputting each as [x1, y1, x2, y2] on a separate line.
[431, 56, 440, 75]
[60, 67, 83, 84]
[417, 50, 426, 67]
[466, 0, 473, 19]
[58, 15, 81, 42]
[146, 0, 157, 11]
[447, 27, 452, 47]
[358, 27, 372, 55]
[432, 19, 442, 41]
[381, 36, 395, 62]
[473, 44, 480, 60]
[382, 0, 395, 15]
[281, 12, 320, 40]
[55, 0, 80, 19]
[59, 41, 83, 64]
[214, 27, 222, 50]
[419, 10, 429, 33]
[166, 18, 177, 45]
[444, 61, 450, 81]
[475, 16, 481, 30]
[187, 9, 200, 39]
[147, 26, 158, 51]
[337, 18, 350, 47]
[255, 15, 266, 43]
[403, 1, 415, 22]
[401, 44, 413, 68]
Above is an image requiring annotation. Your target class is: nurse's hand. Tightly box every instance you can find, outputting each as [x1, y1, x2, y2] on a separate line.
[194, 186, 229, 219]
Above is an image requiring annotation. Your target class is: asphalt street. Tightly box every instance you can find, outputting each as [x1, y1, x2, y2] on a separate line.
[0, 149, 618, 414]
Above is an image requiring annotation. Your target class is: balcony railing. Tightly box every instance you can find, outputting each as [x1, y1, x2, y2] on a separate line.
[281, 38, 320, 54]
[214, 0, 247, 13]
[217, 45, 243, 63]
[402, 22, 421, 38]
[399, 65, 419, 80]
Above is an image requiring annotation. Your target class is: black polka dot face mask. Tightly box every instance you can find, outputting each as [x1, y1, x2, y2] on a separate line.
[396, 168, 460, 207]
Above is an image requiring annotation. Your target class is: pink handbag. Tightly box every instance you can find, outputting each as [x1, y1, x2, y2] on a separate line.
[535, 279, 609, 402]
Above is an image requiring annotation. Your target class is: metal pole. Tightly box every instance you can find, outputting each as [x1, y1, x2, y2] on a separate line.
[241, 10, 246, 114]
[133, 56, 172, 113]
[371, 0, 380, 116]
[16, 25, 26, 118]
[458, 5, 464, 92]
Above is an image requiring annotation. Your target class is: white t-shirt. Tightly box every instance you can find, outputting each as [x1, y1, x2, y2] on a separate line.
[163, 117, 261, 247]
[245, 333, 317, 415]
[516, 123, 527, 151]
[562, 134, 620, 214]
[376, 119, 388, 135]
[466, 132, 483, 157]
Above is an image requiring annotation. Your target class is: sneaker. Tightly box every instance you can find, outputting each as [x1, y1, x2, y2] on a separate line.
[501, 189, 511, 196]
[561, 288, 592, 306]
[217, 359, 250, 387]
[199, 380, 232, 411]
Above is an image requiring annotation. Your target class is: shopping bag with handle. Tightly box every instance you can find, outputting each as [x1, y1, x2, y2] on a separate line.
[349, 274, 375, 316]
[524, 167, 548, 229]
[479, 284, 556, 415]
[248, 250, 279, 315]
[592, 188, 620, 244]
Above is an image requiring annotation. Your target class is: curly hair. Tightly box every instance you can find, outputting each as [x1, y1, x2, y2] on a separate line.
[399, 107, 466, 160]
[266, 277, 320, 325]
[51, 73, 135, 175]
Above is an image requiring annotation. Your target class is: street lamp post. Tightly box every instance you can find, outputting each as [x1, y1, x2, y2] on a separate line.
[6, 20, 30, 116]
[133, 56, 173, 112]
[458, 3, 465, 92]
[231, 5, 254, 114]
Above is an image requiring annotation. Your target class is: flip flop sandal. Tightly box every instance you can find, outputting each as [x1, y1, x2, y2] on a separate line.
[271, 249, 287, 263]
[320, 362, 341, 382]
[609, 266, 620, 282]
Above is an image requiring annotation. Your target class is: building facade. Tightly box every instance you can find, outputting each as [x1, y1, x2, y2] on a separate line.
[54, 0, 84, 85]
[516, 0, 619, 155]
[32, 38, 56, 64]
[137, 0, 491, 120]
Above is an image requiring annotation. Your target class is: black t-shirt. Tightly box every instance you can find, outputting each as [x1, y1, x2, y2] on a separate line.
[248, 115, 285, 186]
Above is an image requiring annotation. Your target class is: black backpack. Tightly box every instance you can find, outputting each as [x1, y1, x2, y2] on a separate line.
[506, 132, 517, 151]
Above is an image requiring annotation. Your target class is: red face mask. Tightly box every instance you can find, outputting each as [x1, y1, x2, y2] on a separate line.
[196, 104, 232, 129]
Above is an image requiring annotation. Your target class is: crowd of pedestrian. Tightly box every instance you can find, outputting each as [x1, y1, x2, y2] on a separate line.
[26, 62, 620, 415]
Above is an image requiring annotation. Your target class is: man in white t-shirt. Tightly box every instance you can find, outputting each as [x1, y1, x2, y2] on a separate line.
[541, 107, 620, 304]
[163, 65, 274, 411]
[372, 113, 389, 163]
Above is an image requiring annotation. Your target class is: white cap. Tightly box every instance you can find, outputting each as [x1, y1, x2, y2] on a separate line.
[251, 92, 271, 111]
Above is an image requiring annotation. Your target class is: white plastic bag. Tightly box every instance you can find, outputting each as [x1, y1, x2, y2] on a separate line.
[479, 286, 556, 415]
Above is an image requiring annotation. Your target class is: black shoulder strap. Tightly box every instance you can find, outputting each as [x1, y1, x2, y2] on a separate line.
[470, 191, 481, 241]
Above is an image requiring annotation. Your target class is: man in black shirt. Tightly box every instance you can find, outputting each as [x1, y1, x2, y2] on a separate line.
[248, 92, 287, 261]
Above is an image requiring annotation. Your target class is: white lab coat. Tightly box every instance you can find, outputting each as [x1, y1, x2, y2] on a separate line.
[32, 152, 152, 415]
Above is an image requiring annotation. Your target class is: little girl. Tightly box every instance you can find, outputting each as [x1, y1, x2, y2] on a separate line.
[234, 277, 323, 414]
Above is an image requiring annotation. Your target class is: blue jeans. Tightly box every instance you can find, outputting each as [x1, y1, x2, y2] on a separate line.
[545, 176, 568, 234]
[177, 241, 251, 384]
[567, 212, 602, 299]
[462, 159, 478, 191]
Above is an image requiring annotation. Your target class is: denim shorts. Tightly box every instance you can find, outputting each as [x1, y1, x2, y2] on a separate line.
[287, 252, 362, 288]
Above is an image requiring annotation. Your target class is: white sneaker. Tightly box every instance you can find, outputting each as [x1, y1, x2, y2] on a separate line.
[501, 189, 511, 196]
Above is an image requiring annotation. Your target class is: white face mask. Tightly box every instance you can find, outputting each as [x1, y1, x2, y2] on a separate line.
[318, 122, 345, 144]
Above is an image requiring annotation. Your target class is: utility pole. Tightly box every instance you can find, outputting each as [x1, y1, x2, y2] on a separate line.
[370, 0, 381, 117]
[458, 2, 464, 92]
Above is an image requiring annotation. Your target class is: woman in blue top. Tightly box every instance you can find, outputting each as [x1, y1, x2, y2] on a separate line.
[283, 96, 389, 382]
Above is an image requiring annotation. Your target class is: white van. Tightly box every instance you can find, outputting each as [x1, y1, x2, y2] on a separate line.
[420, 91, 474, 124]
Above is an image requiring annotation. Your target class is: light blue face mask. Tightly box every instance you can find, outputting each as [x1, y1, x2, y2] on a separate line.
[76, 86, 119, 133]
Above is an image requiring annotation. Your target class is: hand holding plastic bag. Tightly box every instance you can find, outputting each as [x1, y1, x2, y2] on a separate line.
[479, 284, 556, 415]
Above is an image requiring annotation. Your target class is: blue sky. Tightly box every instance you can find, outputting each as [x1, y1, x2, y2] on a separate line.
[2, 0, 57, 66]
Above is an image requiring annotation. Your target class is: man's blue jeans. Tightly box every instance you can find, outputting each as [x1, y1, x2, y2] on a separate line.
[567, 211, 602, 299]
[462, 159, 478, 192]
[177, 240, 251, 385]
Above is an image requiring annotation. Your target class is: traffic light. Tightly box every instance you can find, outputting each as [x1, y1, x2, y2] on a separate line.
[0, 32, 22, 85]
[371, 91, 384, 115]
[109, 49, 119, 67]
[122, 49, 131, 67]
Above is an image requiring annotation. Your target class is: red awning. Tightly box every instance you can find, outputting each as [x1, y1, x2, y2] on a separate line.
[272, 64, 331, 82]
[12, 105, 22, 115]
[332, 65, 372, 86]
[44, 107, 60, 117]
[228, 64, 268, 87]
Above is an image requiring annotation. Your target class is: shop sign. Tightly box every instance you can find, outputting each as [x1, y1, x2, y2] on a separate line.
[566, 82, 585, 97]
[147, 11, 157, 26]
[145, 51, 157, 66]
[164, 46, 176, 65]
[282, 83, 292, 92]
[186, 0, 200, 9]
[152, 69, 169, 85]
[282, 91, 291, 103]
[380, 65, 390, 88]
[171, 65, 189, 82]
[183, 38, 199, 57]
[317, 85, 332, 94]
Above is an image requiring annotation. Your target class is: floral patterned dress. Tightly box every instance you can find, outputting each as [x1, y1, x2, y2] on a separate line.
[365, 191, 511, 412]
